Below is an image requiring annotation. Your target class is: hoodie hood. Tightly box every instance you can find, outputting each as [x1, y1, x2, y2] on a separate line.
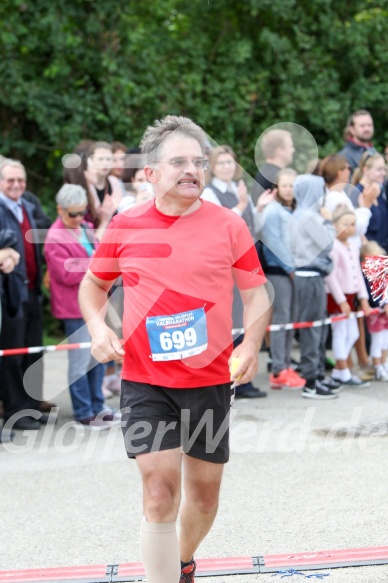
[293, 175, 325, 217]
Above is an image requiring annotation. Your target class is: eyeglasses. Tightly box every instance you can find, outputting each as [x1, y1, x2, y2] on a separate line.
[66, 209, 87, 218]
[5, 178, 26, 184]
[163, 157, 209, 170]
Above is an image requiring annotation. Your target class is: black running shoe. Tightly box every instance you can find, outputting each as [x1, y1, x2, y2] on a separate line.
[318, 375, 342, 394]
[340, 375, 370, 389]
[302, 379, 338, 400]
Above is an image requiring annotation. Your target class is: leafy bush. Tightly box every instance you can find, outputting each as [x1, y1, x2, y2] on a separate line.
[1, 0, 387, 211]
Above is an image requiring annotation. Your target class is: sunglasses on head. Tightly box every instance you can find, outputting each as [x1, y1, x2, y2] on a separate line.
[66, 209, 87, 218]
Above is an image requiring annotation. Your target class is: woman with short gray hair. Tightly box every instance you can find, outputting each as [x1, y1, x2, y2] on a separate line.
[55, 184, 88, 209]
[44, 186, 116, 428]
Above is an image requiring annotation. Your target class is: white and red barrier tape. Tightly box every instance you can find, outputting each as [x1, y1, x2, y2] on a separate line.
[0, 308, 381, 357]
[232, 307, 380, 336]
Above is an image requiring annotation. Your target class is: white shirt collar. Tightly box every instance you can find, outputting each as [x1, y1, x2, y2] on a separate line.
[212, 177, 237, 194]
[0, 192, 23, 222]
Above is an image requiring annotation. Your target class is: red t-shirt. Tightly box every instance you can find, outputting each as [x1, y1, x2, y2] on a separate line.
[89, 200, 266, 388]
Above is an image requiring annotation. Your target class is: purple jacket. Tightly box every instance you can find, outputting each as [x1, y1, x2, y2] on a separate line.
[44, 217, 97, 319]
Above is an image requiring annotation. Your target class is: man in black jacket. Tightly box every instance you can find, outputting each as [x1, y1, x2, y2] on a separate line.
[252, 129, 295, 204]
[0, 233, 20, 443]
[0, 159, 48, 431]
[22, 190, 51, 230]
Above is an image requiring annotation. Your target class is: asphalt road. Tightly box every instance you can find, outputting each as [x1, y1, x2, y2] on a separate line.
[1, 350, 388, 583]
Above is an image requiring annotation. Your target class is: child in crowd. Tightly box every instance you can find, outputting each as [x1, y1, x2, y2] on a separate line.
[325, 207, 371, 387]
[320, 154, 372, 244]
[360, 241, 388, 381]
[118, 166, 154, 213]
[260, 168, 305, 390]
[291, 175, 339, 399]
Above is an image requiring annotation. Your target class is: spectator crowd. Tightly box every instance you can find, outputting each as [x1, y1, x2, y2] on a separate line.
[1, 109, 388, 442]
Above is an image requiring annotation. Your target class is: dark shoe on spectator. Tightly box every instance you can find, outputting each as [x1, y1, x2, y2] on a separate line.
[97, 409, 122, 423]
[235, 387, 267, 399]
[302, 379, 338, 400]
[76, 416, 114, 430]
[12, 417, 41, 430]
[40, 400, 57, 412]
[37, 413, 52, 425]
[340, 375, 370, 389]
[318, 375, 342, 393]
[76, 416, 95, 425]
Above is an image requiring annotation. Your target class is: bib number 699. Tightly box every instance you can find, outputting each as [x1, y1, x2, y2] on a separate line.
[160, 328, 197, 351]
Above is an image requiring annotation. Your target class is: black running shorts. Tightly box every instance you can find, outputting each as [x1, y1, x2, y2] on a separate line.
[120, 380, 234, 464]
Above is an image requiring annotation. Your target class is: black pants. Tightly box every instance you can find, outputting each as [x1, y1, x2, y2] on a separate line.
[0, 289, 43, 420]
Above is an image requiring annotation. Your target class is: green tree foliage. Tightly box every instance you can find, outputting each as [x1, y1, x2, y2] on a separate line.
[0, 0, 388, 208]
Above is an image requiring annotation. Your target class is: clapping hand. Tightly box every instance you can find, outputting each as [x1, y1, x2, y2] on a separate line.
[256, 188, 276, 212]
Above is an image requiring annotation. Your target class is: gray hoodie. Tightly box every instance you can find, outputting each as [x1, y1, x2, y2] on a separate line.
[290, 175, 335, 275]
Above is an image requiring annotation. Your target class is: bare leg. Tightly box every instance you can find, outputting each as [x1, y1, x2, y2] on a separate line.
[353, 318, 369, 367]
[136, 449, 182, 583]
[136, 448, 182, 521]
[179, 454, 224, 563]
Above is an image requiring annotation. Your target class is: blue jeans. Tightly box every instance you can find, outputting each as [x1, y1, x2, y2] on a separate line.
[63, 318, 105, 421]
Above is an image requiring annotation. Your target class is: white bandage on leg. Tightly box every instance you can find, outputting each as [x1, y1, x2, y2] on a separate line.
[140, 520, 181, 583]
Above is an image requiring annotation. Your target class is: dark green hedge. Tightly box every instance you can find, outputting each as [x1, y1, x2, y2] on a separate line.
[1, 0, 388, 214]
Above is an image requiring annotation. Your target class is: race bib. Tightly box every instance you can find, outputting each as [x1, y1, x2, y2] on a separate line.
[146, 307, 208, 361]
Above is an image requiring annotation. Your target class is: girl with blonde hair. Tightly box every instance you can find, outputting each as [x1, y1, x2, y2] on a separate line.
[325, 206, 371, 387]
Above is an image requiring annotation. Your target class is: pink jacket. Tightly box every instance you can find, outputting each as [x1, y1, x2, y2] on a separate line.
[325, 239, 368, 305]
[44, 217, 97, 319]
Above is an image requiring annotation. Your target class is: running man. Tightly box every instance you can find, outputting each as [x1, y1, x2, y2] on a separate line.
[79, 116, 271, 583]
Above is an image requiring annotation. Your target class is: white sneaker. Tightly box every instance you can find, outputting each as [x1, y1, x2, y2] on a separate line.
[375, 365, 388, 382]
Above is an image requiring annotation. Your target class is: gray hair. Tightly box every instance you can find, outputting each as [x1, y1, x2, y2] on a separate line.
[0, 158, 26, 180]
[56, 184, 87, 208]
[140, 115, 207, 166]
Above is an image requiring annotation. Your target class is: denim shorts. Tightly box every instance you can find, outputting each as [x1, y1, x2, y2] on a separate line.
[120, 380, 234, 464]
